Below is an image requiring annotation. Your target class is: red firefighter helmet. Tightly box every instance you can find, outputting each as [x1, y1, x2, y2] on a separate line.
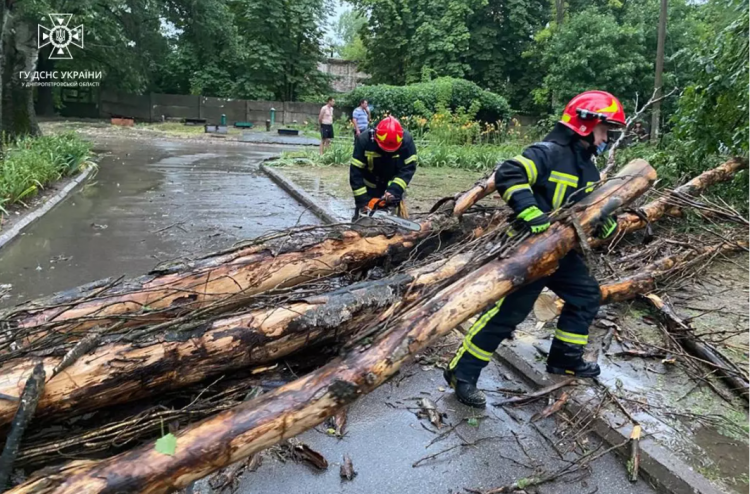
[374, 116, 404, 152]
[560, 90, 626, 136]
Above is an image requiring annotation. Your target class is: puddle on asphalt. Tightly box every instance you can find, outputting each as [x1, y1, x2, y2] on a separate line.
[0, 138, 320, 307]
[692, 424, 750, 493]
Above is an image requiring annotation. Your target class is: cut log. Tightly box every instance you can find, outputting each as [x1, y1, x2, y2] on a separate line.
[0, 210, 493, 359]
[7, 160, 655, 494]
[452, 169, 498, 216]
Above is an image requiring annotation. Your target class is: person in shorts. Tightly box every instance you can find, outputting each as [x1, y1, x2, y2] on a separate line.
[319, 97, 335, 154]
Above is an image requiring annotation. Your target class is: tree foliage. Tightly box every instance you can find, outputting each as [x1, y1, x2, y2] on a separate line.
[672, 0, 749, 161]
[334, 9, 367, 61]
[353, 0, 548, 109]
[344, 77, 510, 122]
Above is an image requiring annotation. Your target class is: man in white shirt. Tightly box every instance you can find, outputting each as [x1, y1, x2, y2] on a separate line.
[318, 97, 335, 155]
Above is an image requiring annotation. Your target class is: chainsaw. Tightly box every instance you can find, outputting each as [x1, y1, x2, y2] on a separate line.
[365, 197, 421, 232]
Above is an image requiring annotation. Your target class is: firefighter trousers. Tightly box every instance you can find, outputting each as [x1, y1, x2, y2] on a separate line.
[448, 251, 601, 384]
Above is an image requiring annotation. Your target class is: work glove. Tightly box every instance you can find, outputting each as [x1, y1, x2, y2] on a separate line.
[596, 216, 618, 239]
[382, 191, 400, 207]
[517, 206, 551, 235]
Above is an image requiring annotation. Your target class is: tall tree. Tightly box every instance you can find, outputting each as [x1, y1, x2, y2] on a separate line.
[672, 0, 749, 162]
[650, 0, 667, 139]
[334, 8, 367, 61]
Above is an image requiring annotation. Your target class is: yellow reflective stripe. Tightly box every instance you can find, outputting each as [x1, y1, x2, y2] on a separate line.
[449, 346, 467, 370]
[463, 341, 492, 361]
[451, 298, 506, 368]
[404, 154, 417, 165]
[392, 177, 408, 190]
[364, 151, 381, 171]
[502, 184, 532, 202]
[352, 187, 367, 197]
[351, 158, 365, 169]
[554, 329, 588, 345]
[549, 171, 579, 187]
[514, 155, 538, 185]
[585, 181, 595, 193]
[363, 179, 376, 188]
[551, 183, 566, 209]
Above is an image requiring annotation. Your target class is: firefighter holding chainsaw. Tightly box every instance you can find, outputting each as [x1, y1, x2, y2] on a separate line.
[444, 90, 626, 408]
[350, 116, 417, 220]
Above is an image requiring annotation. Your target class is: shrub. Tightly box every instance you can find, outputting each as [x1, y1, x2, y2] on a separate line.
[0, 133, 93, 211]
[276, 139, 528, 173]
[344, 77, 511, 123]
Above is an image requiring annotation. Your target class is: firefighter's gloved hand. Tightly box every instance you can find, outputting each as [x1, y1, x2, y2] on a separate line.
[596, 216, 618, 239]
[382, 191, 400, 206]
[518, 206, 550, 235]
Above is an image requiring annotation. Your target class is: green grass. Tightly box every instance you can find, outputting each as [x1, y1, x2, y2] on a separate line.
[0, 133, 93, 212]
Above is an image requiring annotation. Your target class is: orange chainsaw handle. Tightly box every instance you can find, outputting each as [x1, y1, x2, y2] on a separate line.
[367, 197, 386, 211]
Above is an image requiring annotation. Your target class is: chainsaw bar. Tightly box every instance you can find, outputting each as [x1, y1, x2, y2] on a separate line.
[370, 210, 422, 231]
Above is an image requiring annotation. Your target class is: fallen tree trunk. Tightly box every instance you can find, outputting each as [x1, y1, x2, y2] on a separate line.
[0, 244, 488, 426]
[599, 241, 748, 303]
[0, 160, 742, 430]
[8, 160, 656, 494]
[645, 294, 749, 402]
[607, 157, 747, 237]
[0, 208, 493, 359]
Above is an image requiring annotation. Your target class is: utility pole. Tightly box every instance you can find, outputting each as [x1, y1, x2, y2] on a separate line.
[651, 0, 667, 141]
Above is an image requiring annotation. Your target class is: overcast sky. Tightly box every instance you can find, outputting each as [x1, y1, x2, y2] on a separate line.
[326, 0, 348, 40]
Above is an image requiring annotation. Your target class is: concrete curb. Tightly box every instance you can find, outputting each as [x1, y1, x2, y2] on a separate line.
[493, 344, 725, 494]
[259, 162, 340, 225]
[0, 165, 95, 251]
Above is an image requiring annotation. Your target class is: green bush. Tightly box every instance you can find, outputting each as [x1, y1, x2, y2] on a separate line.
[0, 133, 93, 211]
[344, 77, 511, 123]
[276, 139, 527, 173]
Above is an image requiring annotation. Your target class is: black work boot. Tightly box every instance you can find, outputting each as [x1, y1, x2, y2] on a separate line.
[546, 339, 600, 378]
[443, 368, 486, 408]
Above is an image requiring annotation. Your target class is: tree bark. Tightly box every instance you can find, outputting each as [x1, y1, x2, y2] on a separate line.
[0, 212, 489, 358]
[594, 158, 748, 245]
[650, 0, 667, 141]
[645, 294, 749, 401]
[7, 160, 656, 494]
[2, 10, 39, 138]
[0, 247, 481, 427]
[33, 48, 55, 116]
[599, 241, 747, 304]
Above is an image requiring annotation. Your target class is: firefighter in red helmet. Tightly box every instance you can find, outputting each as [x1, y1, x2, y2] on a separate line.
[444, 90, 626, 408]
[350, 116, 417, 220]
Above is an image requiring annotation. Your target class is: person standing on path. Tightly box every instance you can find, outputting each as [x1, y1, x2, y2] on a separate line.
[351, 99, 370, 141]
[444, 90, 626, 408]
[319, 97, 335, 155]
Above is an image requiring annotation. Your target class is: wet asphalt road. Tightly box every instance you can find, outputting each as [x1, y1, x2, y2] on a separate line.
[0, 138, 320, 307]
[193, 345, 657, 494]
